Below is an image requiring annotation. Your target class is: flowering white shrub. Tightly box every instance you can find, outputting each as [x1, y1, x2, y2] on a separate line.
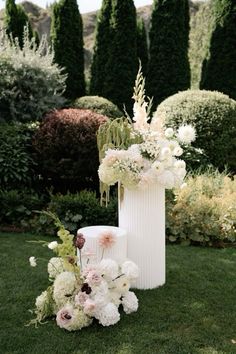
[0, 28, 66, 123]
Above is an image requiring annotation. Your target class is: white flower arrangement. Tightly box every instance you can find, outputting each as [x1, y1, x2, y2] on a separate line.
[97, 67, 196, 200]
[27, 212, 139, 331]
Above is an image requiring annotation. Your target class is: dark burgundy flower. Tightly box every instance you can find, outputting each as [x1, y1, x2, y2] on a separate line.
[74, 232, 86, 250]
[81, 282, 92, 295]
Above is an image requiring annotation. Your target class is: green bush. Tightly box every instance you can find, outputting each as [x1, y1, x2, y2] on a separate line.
[33, 108, 108, 192]
[0, 189, 44, 227]
[166, 172, 236, 246]
[155, 90, 236, 172]
[0, 124, 37, 189]
[73, 96, 123, 120]
[48, 190, 118, 233]
[0, 29, 66, 123]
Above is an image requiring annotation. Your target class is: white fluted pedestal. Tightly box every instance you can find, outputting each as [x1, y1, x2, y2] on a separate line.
[77, 225, 127, 264]
[119, 184, 165, 289]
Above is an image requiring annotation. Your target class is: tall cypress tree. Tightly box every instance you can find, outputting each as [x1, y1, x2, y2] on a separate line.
[103, 0, 138, 112]
[137, 18, 149, 77]
[4, 0, 33, 48]
[200, 0, 236, 100]
[51, 0, 85, 99]
[90, 0, 112, 96]
[146, 0, 190, 108]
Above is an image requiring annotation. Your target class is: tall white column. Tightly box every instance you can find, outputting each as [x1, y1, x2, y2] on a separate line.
[119, 184, 165, 289]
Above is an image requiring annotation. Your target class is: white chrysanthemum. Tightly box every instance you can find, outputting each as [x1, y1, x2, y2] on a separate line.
[164, 127, 174, 138]
[121, 261, 139, 281]
[113, 276, 130, 295]
[48, 241, 58, 250]
[95, 303, 120, 326]
[99, 259, 119, 280]
[53, 272, 77, 308]
[48, 257, 64, 279]
[122, 291, 138, 314]
[177, 125, 196, 144]
[56, 303, 91, 331]
[35, 291, 48, 312]
[29, 256, 37, 267]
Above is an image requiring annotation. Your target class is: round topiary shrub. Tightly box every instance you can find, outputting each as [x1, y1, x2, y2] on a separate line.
[73, 96, 123, 119]
[154, 90, 236, 172]
[33, 109, 108, 192]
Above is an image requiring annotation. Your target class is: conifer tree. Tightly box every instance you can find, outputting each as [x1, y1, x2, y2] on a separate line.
[51, 0, 85, 99]
[90, 0, 112, 96]
[200, 0, 236, 100]
[103, 0, 138, 112]
[146, 0, 190, 108]
[4, 0, 33, 48]
[137, 18, 149, 77]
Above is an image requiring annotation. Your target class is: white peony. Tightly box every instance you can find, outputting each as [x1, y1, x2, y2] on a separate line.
[48, 241, 58, 250]
[113, 276, 130, 295]
[122, 291, 138, 314]
[121, 261, 139, 281]
[95, 303, 120, 326]
[99, 259, 119, 280]
[53, 272, 77, 308]
[177, 125, 196, 144]
[48, 257, 64, 279]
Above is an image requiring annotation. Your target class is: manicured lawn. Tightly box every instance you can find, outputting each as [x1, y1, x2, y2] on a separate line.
[0, 232, 236, 354]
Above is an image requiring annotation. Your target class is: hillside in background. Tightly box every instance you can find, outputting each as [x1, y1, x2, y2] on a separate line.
[0, 0, 212, 87]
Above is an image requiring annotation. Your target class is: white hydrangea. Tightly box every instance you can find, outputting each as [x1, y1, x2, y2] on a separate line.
[121, 261, 139, 281]
[157, 170, 176, 189]
[99, 259, 119, 280]
[53, 272, 77, 308]
[96, 303, 120, 326]
[122, 291, 139, 314]
[48, 257, 64, 279]
[177, 125, 196, 144]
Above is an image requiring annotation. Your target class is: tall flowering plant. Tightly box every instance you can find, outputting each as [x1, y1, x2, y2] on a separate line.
[27, 213, 139, 331]
[97, 67, 196, 204]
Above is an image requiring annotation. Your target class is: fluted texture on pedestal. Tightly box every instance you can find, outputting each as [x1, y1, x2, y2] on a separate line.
[119, 185, 165, 289]
[77, 226, 127, 265]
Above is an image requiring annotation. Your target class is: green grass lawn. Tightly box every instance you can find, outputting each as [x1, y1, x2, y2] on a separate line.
[0, 232, 236, 354]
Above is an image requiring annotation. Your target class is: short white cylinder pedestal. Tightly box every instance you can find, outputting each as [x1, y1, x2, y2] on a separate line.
[77, 225, 127, 264]
[119, 184, 165, 290]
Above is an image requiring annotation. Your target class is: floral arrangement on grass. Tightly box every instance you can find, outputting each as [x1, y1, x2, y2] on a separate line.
[27, 213, 139, 331]
[97, 67, 196, 203]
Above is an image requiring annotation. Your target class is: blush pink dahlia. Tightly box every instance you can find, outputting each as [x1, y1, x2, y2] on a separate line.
[98, 230, 116, 249]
